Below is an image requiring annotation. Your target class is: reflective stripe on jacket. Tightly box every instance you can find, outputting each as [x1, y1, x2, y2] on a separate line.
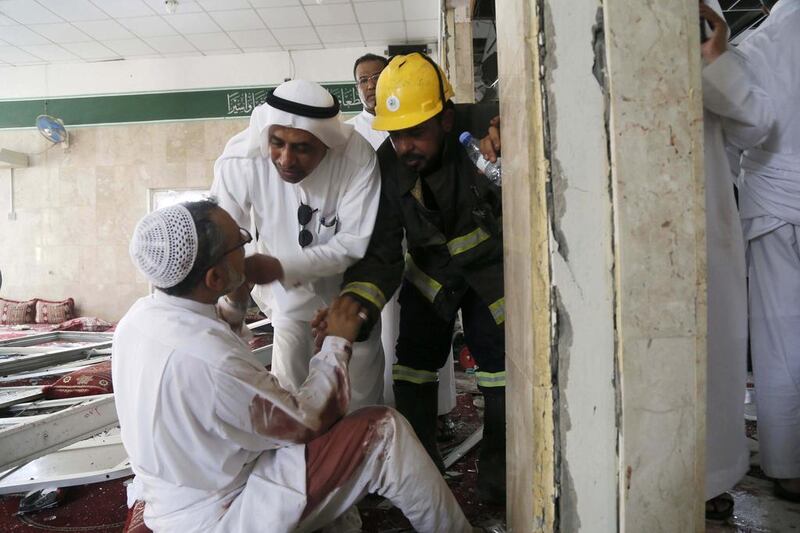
[342, 119, 505, 330]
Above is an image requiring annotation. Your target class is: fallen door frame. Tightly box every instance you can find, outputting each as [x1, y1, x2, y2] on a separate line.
[0, 341, 112, 375]
[0, 354, 111, 385]
[0, 428, 131, 495]
[0, 394, 118, 472]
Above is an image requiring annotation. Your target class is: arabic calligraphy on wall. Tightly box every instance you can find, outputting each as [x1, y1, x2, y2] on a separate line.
[225, 85, 361, 116]
[0, 82, 362, 129]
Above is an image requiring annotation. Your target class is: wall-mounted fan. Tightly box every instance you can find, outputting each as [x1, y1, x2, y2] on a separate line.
[36, 114, 69, 148]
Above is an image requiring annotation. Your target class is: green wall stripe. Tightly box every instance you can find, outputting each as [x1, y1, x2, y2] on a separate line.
[0, 83, 362, 129]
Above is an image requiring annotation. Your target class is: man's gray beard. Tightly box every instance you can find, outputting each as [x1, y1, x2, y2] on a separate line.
[223, 263, 246, 295]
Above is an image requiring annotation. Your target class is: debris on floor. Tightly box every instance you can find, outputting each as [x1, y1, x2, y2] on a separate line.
[3, 365, 798, 532]
[706, 420, 800, 532]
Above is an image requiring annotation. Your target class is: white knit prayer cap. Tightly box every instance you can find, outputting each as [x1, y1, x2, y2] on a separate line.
[129, 204, 198, 288]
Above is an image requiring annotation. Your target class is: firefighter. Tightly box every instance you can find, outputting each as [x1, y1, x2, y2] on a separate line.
[315, 52, 506, 504]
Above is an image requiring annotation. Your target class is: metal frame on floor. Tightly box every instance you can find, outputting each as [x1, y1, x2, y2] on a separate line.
[0, 353, 111, 384]
[0, 331, 113, 347]
[0, 386, 44, 409]
[0, 394, 118, 472]
[0, 427, 131, 495]
[0, 332, 112, 375]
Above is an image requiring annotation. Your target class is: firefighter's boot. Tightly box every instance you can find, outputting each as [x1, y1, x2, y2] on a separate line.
[478, 387, 506, 504]
[393, 380, 445, 473]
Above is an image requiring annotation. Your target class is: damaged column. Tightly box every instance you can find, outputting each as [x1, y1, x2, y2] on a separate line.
[497, 0, 705, 531]
[443, 0, 475, 103]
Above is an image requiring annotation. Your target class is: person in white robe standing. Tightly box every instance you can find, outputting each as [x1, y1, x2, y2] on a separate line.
[345, 53, 458, 425]
[212, 79, 384, 411]
[114, 201, 474, 532]
[346, 54, 391, 151]
[699, 1, 777, 518]
[735, 0, 800, 501]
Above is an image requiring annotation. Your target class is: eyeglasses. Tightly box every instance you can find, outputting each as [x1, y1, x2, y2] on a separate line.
[357, 72, 382, 87]
[213, 226, 252, 263]
[201, 227, 252, 274]
[298, 203, 317, 248]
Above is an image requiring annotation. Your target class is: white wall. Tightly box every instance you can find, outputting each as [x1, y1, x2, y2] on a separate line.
[0, 42, 445, 320]
[0, 119, 251, 321]
[0, 44, 438, 99]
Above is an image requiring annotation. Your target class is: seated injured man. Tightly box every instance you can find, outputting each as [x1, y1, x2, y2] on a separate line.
[113, 200, 474, 532]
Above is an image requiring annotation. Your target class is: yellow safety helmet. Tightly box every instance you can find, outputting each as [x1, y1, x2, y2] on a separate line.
[372, 53, 455, 132]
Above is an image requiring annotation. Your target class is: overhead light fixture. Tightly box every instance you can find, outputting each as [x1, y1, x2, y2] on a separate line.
[164, 0, 179, 14]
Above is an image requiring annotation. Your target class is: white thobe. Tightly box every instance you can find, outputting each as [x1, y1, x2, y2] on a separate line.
[112, 292, 471, 532]
[346, 110, 457, 416]
[212, 112, 384, 409]
[735, 0, 800, 479]
[702, 45, 776, 498]
[345, 110, 389, 151]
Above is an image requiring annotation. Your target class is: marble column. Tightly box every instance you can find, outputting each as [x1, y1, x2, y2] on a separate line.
[497, 0, 706, 531]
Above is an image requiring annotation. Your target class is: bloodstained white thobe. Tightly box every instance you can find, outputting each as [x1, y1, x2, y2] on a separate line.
[112, 292, 471, 532]
[736, 0, 800, 479]
[702, 41, 775, 497]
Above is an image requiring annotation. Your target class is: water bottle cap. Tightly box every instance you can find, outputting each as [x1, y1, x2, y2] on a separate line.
[458, 131, 472, 145]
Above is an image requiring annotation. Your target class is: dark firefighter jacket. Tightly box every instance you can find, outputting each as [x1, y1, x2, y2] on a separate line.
[341, 121, 505, 337]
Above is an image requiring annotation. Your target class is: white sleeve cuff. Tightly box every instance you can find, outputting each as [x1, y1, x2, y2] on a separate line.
[277, 253, 307, 287]
[321, 336, 352, 357]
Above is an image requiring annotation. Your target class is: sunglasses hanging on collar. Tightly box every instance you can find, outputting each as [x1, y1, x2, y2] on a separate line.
[298, 203, 318, 247]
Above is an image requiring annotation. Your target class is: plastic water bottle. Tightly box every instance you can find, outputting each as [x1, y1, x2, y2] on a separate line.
[459, 131, 502, 186]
